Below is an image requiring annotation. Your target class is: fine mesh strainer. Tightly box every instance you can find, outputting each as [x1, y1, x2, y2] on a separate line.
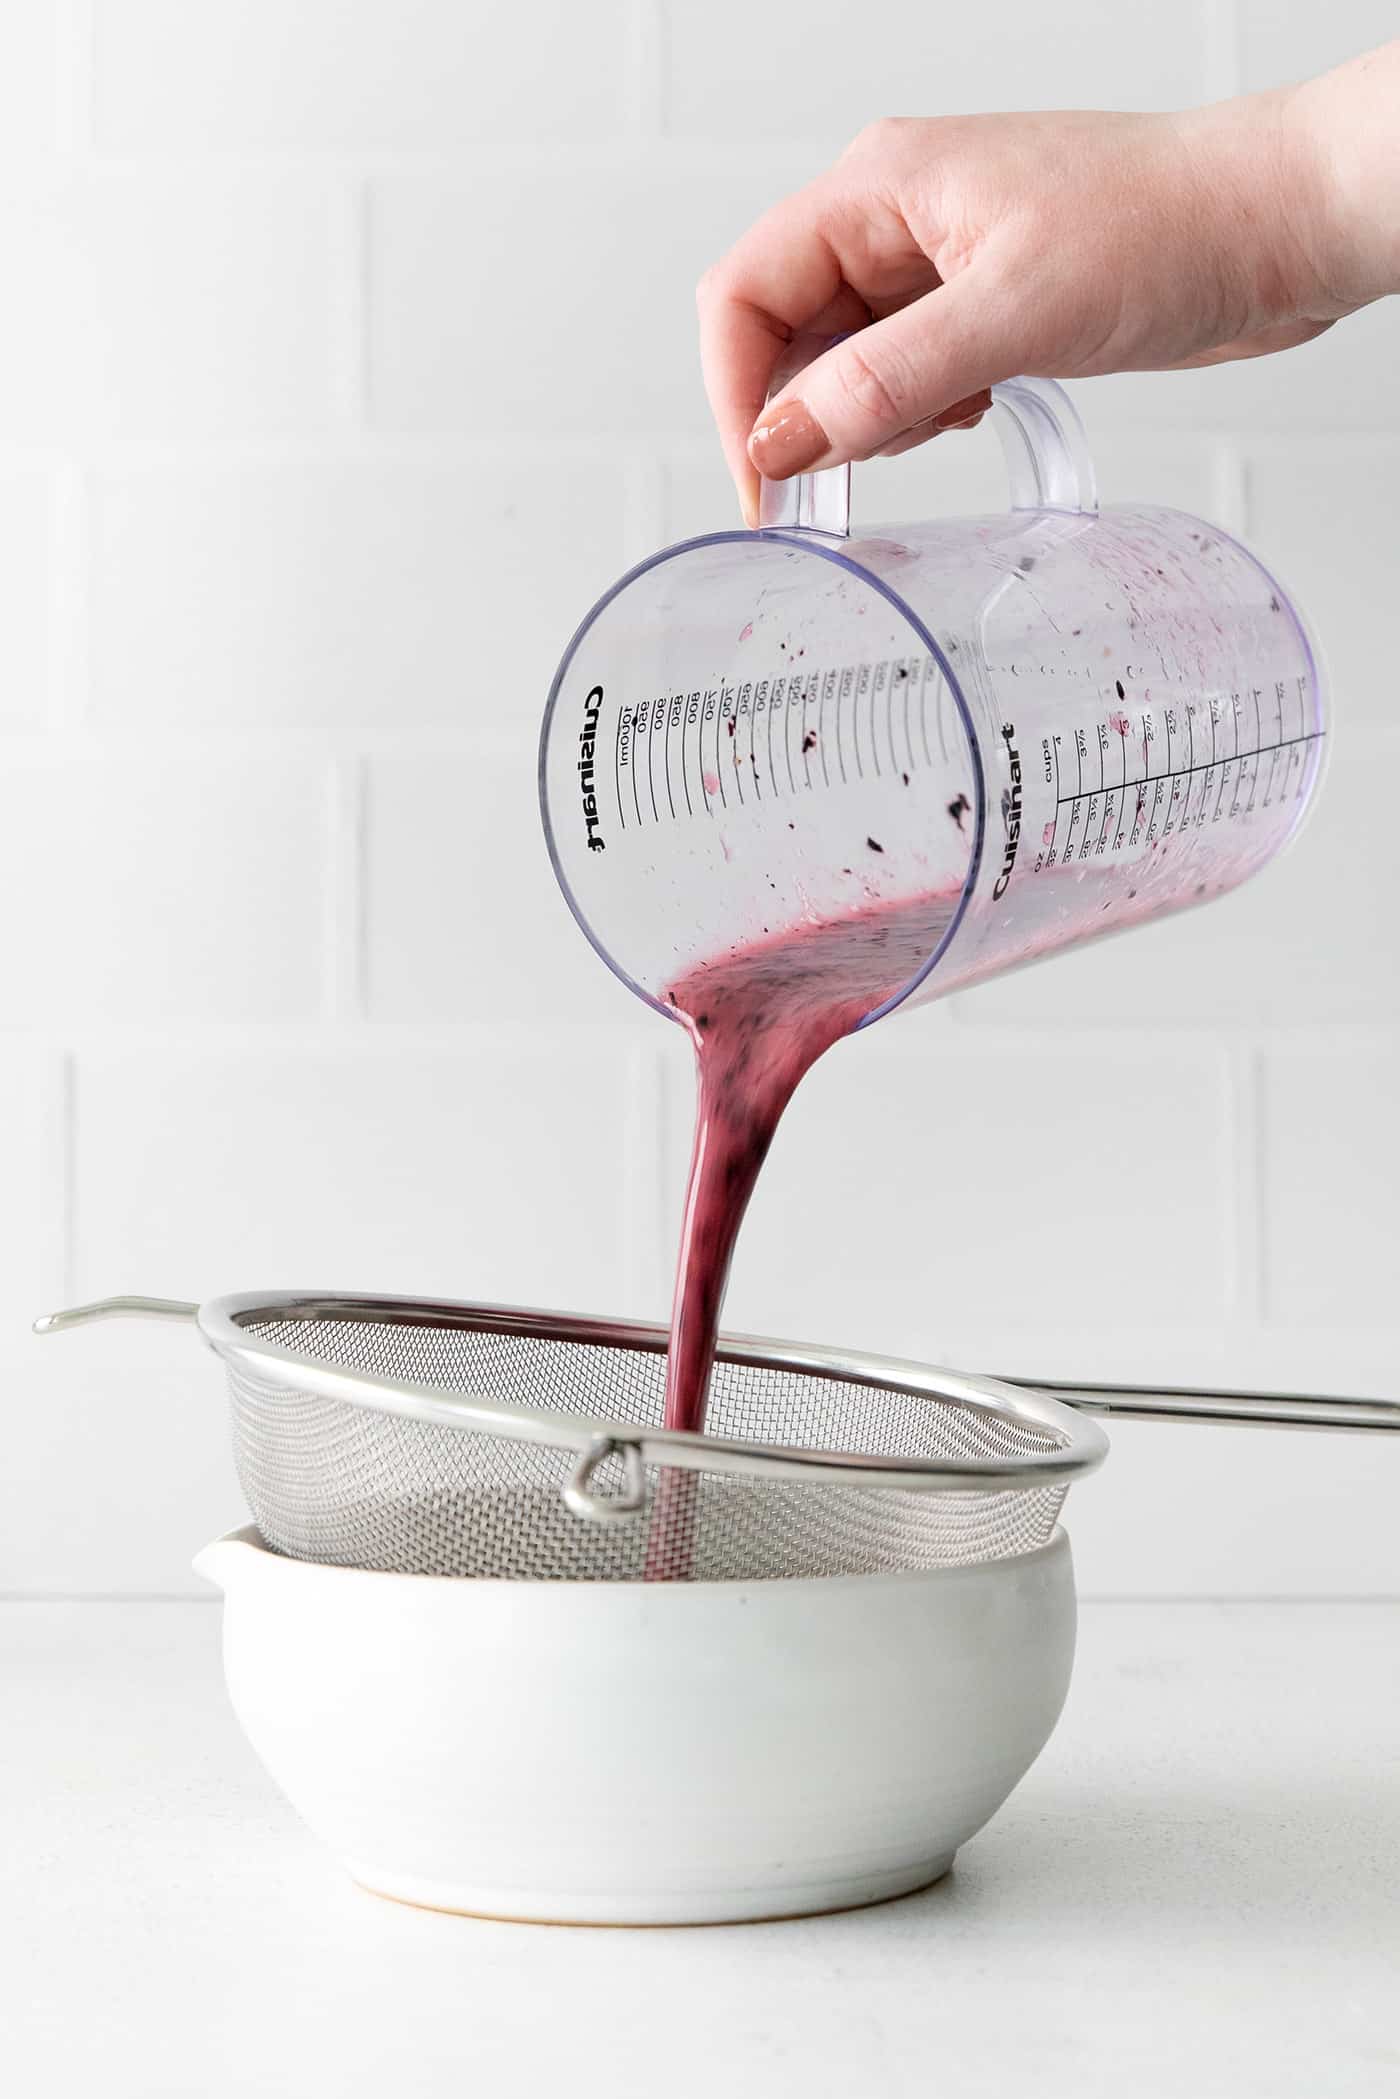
[38, 1291, 1107, 1581]
[36, 1291, 1397, 1582]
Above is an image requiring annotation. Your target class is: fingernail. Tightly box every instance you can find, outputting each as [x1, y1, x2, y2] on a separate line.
[748, 398, 830, 478]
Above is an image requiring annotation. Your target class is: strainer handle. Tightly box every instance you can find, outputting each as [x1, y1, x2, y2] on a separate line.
[33, 1296, 199, 1335]
[1011, 1377, 1400, 1434]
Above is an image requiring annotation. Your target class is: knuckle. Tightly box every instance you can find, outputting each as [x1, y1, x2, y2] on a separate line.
[846, 114, 912, 159]
[695, 263, 725, 310]
[834, 341, 913, 432]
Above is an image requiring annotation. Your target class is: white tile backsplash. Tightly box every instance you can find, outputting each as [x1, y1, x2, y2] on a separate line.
[0, 756, 327, 1025]
[366, 158, 817, 437]
[2, 0, 1397, 1594]
[661, 0, 1212, 140]
[1259, 1044, 1400, 1322]
[0, 1043, 50, 1345]
[0, 3, 59, 158]
[1236, 1, 1400, 90]
[364, 754, 644, 1026]
[0, 1345, 244, 1595]
[0, 171, 336, 439]
[70, 1040, 652, 1317]
[93, 0, 633, 149]
[1244, 442, 1400, 737]
[677, 1018, 1234, 1349]
[89, 460, 627, 746]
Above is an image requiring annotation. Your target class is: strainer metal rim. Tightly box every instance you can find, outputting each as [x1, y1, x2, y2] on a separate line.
[197, 1289, 1110, 1494]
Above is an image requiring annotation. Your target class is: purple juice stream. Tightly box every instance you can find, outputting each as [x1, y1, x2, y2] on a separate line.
[659, 888, 960, 1439]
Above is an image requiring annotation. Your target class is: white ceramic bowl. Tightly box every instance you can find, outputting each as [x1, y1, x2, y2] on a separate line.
[196, 1524, 1077, 1926]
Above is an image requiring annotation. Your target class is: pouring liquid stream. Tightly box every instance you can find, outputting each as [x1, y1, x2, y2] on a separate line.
[647, 887, 959, 1576]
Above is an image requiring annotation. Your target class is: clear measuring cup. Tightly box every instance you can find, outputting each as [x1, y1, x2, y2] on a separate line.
[539, 372, 1326, 1022]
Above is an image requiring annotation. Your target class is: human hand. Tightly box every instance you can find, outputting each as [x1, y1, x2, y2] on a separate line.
[698, 51, 1399, 525]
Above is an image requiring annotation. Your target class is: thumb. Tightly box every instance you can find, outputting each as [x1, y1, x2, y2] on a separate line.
[747, 269, 1020, 479]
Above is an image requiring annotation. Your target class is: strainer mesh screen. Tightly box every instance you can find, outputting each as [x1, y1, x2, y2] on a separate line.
[230, 1316, 1067, 1581]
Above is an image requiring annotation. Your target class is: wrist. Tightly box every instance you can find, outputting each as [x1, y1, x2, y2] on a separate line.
[1291, 46, 1400, 310]
[1177, 87, 1348, 331]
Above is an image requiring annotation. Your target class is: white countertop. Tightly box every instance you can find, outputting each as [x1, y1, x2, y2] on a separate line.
[4, 1597, 1398, 2098]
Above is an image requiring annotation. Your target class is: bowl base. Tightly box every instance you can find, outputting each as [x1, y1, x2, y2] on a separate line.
[346, 1851, 957, 1928]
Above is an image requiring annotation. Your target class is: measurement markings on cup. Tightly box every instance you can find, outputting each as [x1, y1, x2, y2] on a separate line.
[1038, 674, 1323, 869]
[609, 654, 951, 827]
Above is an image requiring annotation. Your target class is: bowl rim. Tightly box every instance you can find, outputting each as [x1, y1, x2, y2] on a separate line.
[194, 1520, 1075, 1598]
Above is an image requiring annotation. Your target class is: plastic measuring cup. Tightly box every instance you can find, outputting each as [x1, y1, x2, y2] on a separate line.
[539, 373, 1326, 1023]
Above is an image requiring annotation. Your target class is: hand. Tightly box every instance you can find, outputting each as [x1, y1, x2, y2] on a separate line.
[698, 51, 1400, 525]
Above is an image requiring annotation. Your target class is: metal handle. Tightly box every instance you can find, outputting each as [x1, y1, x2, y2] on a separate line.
[1003, 1376, 1400, 1436]
[33, 1296, 199, 1336]
[32, 1293, 1397, 1437]
[561, 1437, 649, 1523]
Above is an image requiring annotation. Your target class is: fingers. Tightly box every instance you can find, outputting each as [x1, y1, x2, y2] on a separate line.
[747, 271, 1020, 480]
[697, 186, 851, 526]
[699, 199, 880, 523]
[700, 294, 871, 527]
[873, 393, 991, 458]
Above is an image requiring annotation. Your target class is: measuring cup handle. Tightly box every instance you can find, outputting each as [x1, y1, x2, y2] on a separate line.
[990, 376, 1098, 515]
[755, 336, 1098, 531]
[757, 331, 854, 537]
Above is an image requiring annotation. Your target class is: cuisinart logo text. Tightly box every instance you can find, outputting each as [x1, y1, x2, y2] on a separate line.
[578, 685, 605, 852]
[992, 722, 1022, 898]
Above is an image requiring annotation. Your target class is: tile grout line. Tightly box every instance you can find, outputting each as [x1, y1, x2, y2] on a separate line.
[55, 0, 95, 155]
[1212, 440, 1248, 537]
[1227, 1040, 1267, 1325]
[620, 1042, 667, 1317]
[1201, 0, 1241, 101]
[329, 175, 372, 428]
[623, 454, 666, 567]
[47, 464, 89, 736]
[626, 0, 666, 139]
[38, 1048, 76, 1310]
[323, 756, 368, 1022]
